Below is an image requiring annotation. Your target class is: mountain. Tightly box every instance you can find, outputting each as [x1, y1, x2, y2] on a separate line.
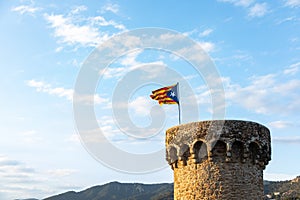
[43, 182, 173, 200]
[20, 176, 300, 200]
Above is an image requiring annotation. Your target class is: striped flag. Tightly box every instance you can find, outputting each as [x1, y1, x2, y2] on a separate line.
[150, 83, 179, 105]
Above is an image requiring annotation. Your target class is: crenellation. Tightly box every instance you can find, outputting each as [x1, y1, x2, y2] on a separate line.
[166, 120, 271, 200]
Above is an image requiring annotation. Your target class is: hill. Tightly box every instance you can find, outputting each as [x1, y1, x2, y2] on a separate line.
[18, 176, 300, 200]
[264, 176, 300, 199]
[43, 182, 173, 200]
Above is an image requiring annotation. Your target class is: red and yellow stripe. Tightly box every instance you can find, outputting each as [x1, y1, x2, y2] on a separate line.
[150, 84, 178, 105]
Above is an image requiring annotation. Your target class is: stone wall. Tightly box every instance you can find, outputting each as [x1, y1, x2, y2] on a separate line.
[165, 120, 271, 200]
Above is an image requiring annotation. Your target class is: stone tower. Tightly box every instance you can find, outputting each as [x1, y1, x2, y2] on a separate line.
[165, 120, 271, 200]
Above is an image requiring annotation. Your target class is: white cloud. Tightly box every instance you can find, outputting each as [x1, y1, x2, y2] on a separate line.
[136, 61, 168, 79]
[0, 155, 81, 199]
[44, 14, 105, 47]
[273, 79, 300, 94]
[99, 51, 167, 80]
[198, 41, 215, 52]
[183, 74, 198, 80]
[172, 41, 215, 64]
[129, 96, 154, 117]
[0, 156, 41, 199]
[98, 50, 141, 80]
[119, 50, 142, 66]
[224, 71, 300, 115]
[268, 121, 292, 129]
[97, 116, 115, 126]
[194, 89, 212, 105]
[99, 67, 127, 79]
[236, 0, 254, 7]
[218, 0, 269, 18]
[156, 33, 215, 61]
[101, 3, 120, 14]
[159, 33, 187, 44]
[218, 0, 254, 7]
[181, 30, 216, 52]
[0, 155, 21, 166]
[183, 29, 198, 37]
[248, 3, 268, 18]
[285, 0, 300, 8]
[55, 46, 63, 52]
[44, 8, 126, 48]
[11, 5, 40, 15]
[83, 119, 124, 142]
[277, 17, 296, 25]
[199, 29, 214, 37]
[26, 79, 108, 105]
[90, 16, 126, 30]
[47, 169, 77, 177]
[27, 79, 73, 101]
[273, 136, 300, 144]
[284, 62, 300, 75]
[70, 5, 87, 15]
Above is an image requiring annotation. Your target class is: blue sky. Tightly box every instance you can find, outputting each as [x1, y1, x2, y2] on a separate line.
[1, 0, 300, 199]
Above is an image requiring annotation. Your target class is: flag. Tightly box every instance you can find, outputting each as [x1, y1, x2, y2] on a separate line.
[150, 83, 179, 105]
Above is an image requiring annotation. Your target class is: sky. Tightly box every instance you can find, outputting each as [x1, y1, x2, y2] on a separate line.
[1, 0, 300, 199]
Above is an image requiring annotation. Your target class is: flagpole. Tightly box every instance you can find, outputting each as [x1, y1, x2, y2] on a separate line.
[177, 82, 181, 124]
[178, 103, 181, 124]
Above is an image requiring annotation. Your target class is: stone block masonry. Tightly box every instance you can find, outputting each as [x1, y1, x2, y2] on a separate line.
[165, 120, 271, 200]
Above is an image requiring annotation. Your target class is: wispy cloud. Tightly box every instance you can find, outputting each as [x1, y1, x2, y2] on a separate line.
[284, 62, 300, 75]
[99, 51, 167, 80]
[218, 0, 269, 18]
[248, 3, 268, 18]
[198, 41, 215, 52]
[129, 96, 154, 117]
[160, 29, 216, 54]
[199, 28, 214, 37]
[223, 69, 300, 115]
[273, 136, 300, 144]
[284, 0, 300, 8]
[276, 16, 297, 25]
[101, 3, 120, 14]
[11, 5, 41, 15]
[268, 121, 292, 129]
[0, 155, 21, 166]
[27, 79, 73, 101]
[99, 50, 140, 79]
[12, 3, 125, 48]
[89, 16, 126, 30]
[43, 6, 126, 48]
[44, 13, 106, 47]
[218, 0, 254, 7]
[47, 169, 77, 177]
[26, 79, 108, 105]
[0, 155, 40, 199]
[0, 155, 80, 199]
[70, 5, 87, 15]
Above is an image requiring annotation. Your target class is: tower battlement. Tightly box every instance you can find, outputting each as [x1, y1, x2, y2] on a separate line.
[165, 120, 271, 200]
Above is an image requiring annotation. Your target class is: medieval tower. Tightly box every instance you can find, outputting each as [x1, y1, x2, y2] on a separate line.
[165, 120, 271, 200]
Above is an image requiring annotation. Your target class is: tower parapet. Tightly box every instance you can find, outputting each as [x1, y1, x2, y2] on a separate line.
[166, 120, 271, 200]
